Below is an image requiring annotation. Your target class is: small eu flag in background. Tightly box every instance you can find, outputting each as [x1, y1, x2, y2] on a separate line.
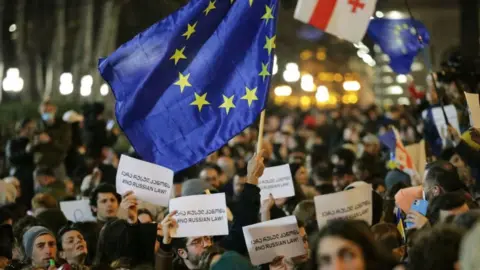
[99, 0, 278, 172]
[367, 18, 430, 74]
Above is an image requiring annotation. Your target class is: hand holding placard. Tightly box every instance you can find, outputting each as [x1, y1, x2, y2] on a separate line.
[119, 191, 138, 224]
[258, 164, 295, 201]
[116, 155, 173, 207]
[243, 216, 305, 266]
[168, 193, 229, 238]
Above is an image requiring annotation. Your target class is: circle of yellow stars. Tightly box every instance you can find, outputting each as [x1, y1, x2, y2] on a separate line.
[168, 1, 275, 114]
[393, 23, 417, 55]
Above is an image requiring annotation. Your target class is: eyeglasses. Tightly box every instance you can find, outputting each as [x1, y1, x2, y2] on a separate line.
[188, 236, 212, 247]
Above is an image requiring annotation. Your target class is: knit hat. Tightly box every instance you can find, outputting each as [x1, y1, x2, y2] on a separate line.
[22, 226, 55, 258]
[211, 251, 255, 270]
[181, 179, 216, 197]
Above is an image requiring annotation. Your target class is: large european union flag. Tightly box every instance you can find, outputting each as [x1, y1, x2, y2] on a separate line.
[99, 0, 278, 172]
[367, 18, 430, 74]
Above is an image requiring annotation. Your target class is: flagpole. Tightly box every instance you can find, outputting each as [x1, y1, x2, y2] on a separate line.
[256, 110, 266, 153]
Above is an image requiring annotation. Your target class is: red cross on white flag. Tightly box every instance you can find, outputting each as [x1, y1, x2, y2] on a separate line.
[294, 0, 377, 43]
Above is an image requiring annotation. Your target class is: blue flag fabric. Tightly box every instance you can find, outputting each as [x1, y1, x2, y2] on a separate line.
[367, 18, 430, 74]
[99, 0, 277, 172]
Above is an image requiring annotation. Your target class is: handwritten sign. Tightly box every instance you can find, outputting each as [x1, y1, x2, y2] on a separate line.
[60, 200, 96, 222]
[258, 164, 295, 201]
[169, 193, 228, 238]
[314, 184, 372, 227]
[116, 155, 173, 207]
[243, 216, 305, 265]
[465, 92, 480, 128]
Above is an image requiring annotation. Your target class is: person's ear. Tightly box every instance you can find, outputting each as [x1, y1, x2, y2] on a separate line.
[433, 186, 441, 197]
[454, 261, 460, 270]
[177, 248, 188, 259]
[91, 206, 97, 214]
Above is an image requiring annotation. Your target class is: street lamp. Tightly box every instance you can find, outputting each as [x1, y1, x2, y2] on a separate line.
[283, 63, 300, 82]
[274, 85, 292, 96]
[300, 74, 315, 92]
[80, 75, 93, 97]
[343, 80, 361, 91]
[315, 85, 329, 102]
[59, 73, 73, 95]
[100, 84, 109, 96]
[2, 68, 24, 92]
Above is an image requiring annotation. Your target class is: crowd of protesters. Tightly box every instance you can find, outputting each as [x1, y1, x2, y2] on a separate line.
[0, 78, 480, 270]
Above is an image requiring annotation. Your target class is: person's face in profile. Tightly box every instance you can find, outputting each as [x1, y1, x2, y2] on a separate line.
[292, 227, 310, 264]
[94, 192, 119, 220]
[316, 236, 366, 270]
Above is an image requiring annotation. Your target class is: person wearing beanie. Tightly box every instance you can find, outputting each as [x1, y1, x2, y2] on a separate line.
[22, 226, 57, 268]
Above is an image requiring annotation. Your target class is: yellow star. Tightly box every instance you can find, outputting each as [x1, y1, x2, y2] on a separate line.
[204, 1, 216, 15]
[174, 72, 192, 93]
[264, 35, 276, 55]
[241, 87, 258, 107]
[258, 62, 271, 81]
[190, 92, 210, 111]
[182, 22, 197, 40]
[230, 0, 234, 3]
[219, 95, 236, 114]
[261, 5, 274, 23]
[170, 47, 187, 65]
[249, 0, 253, 6]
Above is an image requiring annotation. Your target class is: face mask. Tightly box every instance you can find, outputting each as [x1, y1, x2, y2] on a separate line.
[41, 113, 54, 121]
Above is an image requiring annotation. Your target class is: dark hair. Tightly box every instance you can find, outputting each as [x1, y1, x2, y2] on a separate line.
[426, 191, 467, 225]
[0, 206, 13, 224]
[15, 118, 33, 133]
[57, 222, 83, 251]
[235, 166, 248, 178]
[312, 162, 333, 183]
[408, 225, 465, 270]
[453, 210, 480, 230]
[89, 183, 121, 216]
[425, 160, 467, 192]
[202, 163, 223, 175]
[34, 166, 56, 178]
[315, 183, 335, 195]
[371, 223, 403, 250]
[310, 220, 395, 269]
[94, 219, 132, 267]
[137, 209, 153, 221]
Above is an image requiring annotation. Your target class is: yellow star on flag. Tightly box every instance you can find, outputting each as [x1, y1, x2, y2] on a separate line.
[249, 0, 254, 6]
[241, 87, 258, 107]
[190, 92, 210, 111]
[261, 5, 274, 23]
[219, 95, 236, 114]
[182, 22, 197, 40]
[264, 35, 276, 55]
[170, 47, 187, 65]
[230, 0, 234, 3]
[174, 72, 192, 93]
[204, 1, 216, 15]
[258, 62, 270, 81]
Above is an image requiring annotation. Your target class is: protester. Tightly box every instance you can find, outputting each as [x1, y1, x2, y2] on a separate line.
[57, 223, 89, 269]
[88, 183, 120, 224]
[22, 226, 58, 269]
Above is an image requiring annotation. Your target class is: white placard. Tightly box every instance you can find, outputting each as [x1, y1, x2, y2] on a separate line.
[243, 216, 305, 266]
[258, 164, 295, 201]
[60, 200, 96, 222]
[314, 184, 372, 227]
[116, 155, 173, 207]
[169, 193, 228, 238]
[422, 105, 460, 144]
[465, 92, 480, 128]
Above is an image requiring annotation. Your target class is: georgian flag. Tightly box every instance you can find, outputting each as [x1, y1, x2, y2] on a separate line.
[294, 0, 377, 43]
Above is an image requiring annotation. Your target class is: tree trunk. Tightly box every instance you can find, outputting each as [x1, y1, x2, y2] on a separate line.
[0, 0, 4, 104]
[15, 0, 31, 102]
[44, 0, 66, 100]
[91, 0, 123, 100]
